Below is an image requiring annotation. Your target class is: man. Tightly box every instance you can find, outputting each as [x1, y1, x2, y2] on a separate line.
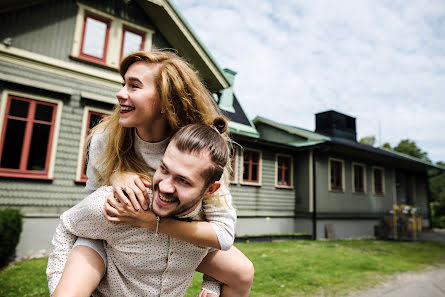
[47, 121, 229, 296]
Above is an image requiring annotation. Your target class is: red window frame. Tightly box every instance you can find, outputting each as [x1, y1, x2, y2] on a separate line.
[79, 12, 111, 65]
[374, 168, 384, 195]
[353, 164, 365, 193]
[330, 159, 343, 190]
[242, 150, 260, 183]
[0, 95, 57, 179]
[120, 26, 145, 61]
[277, 155, 292, 186]
[78, 111, 107, 182]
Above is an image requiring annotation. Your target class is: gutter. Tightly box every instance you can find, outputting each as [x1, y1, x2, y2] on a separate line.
[312, 149, 317, 240]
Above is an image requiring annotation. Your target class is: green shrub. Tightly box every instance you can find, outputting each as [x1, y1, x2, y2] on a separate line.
[0, 209, 23, 268]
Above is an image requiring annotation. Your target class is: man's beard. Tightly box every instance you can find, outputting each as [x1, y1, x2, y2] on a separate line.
[152, 185, 207, 218]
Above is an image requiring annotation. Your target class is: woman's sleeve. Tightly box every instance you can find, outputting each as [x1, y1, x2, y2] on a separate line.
[202, 182, 237, 251]
[85, 132, 108, 194]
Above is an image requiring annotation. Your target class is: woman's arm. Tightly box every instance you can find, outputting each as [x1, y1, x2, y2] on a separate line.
[104, 192, 221, 249]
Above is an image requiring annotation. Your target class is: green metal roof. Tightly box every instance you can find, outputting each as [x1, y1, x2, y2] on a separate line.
[229, 121, 260, 138]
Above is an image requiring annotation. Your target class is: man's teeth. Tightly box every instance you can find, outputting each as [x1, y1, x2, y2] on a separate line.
[159, 193, 175, 203]
[121, 106, 134, 111]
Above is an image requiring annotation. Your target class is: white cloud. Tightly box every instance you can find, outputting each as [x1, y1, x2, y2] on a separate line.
[173, 0, 445, 162]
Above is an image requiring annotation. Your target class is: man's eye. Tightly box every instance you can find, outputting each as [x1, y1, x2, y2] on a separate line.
[160, 165, 167, 173]
[178, 178, 190, 186]
[131, 84, 139, 89]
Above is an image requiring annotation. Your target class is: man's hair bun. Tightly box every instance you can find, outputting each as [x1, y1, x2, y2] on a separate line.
[212, 116, 228, 134]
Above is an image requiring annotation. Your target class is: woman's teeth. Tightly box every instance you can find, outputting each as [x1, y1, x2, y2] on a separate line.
[121, 106, 134, 111]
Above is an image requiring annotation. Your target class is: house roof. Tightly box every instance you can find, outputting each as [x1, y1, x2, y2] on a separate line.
[135, 0, 230, 91]
[254, 116, 444, 171]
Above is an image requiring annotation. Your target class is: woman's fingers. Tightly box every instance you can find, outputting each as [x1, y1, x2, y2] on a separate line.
[114, 186, 130, 205]
[131, 182, 149, 210]
[122, 187, 142, 211]
[142, 178, 152, 188]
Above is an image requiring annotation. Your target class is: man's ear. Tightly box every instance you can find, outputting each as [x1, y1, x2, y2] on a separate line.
[203, 181, 221, 197]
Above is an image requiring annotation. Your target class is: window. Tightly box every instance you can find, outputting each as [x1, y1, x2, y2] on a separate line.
[76, 107, 110, 182]
[230, 147, 238, 183]
[329, 158, 344, 191]
[276, 154, 293, 188]
[79, 13, 111, 64]
[373, 167, 385, 195]
[0, 93, 62, 179]
[352, 163, 366, 193]
[241, 149, 261, 185]
[72, 3, 153, 68]
[120, 27, 145, 60]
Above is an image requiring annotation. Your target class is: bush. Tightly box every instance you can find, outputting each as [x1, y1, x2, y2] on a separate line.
[0, 209, 23, 268]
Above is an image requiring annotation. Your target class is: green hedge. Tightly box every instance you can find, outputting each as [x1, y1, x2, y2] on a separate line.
[0, 209, 23, 268]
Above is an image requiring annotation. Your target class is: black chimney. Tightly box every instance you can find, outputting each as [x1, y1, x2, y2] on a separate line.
[315, 110, 357, 141]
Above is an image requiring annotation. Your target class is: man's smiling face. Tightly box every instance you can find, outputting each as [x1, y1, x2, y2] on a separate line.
[151, 141, 216, 218]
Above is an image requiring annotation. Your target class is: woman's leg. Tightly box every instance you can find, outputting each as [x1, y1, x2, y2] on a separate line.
[197, 246, 254, 297]
[52, 245, 105, 297]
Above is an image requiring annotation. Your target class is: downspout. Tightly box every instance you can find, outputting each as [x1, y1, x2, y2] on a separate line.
[310, 149, 317, 240]
[425, 173, 432, 229]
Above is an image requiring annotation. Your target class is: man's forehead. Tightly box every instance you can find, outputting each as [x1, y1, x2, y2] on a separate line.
[163, 144, 211, 178]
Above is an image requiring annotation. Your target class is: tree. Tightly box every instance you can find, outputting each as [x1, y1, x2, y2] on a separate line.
[359, 136, 376, 146]
[393, 139, 430, 161]
[381, 142, 392, 150]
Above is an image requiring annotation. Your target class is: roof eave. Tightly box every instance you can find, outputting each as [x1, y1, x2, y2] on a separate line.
[136, 0, 230, 92]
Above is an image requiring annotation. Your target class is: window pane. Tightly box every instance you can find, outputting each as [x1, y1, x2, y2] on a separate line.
[122, 30, 143, 58]
[89, 113, 103, 130]
[35, 104, 54, 122]
[243, 163, 249, 180]
[251, 164, 258, 181]
[278, 168, 283, 184]
[284, 167, 290, 185]
[26, 123, 50, 171]
[83, 17, 107, 58]
[9, 99, 29, 117]
[1, 119, 26, 169]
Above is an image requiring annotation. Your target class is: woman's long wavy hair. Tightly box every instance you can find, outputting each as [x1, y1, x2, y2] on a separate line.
[88, 50, 229, 186]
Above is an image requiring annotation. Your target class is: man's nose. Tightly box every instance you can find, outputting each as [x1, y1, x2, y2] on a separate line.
[159, 177, 174, 193]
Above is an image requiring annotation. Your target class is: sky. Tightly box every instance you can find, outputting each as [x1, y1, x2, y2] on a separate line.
[172, 0, 445, 163]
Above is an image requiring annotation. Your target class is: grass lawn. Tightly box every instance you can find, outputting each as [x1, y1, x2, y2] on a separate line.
[1, 240, 444, 297]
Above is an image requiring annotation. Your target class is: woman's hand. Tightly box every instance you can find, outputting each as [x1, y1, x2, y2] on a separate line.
[196, 289, 217, 297]
[103, 192, 158, 230]
[110, 171, 151, 211]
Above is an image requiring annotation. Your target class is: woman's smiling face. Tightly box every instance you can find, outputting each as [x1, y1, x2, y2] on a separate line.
[116, 61, 169, 141]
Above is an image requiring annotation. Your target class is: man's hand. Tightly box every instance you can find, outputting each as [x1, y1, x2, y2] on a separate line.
[110, 171, 151, 211]
[103, 192, 157, 230]
[196, 289, 218, 297]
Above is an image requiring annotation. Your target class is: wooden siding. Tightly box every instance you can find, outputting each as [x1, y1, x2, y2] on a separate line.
[230, 140, 296, 217]
[314, 152, 395, 215]
[294, 151, 311, 212]
[0, 0, 170, 67]
[255, 122, 306, 144]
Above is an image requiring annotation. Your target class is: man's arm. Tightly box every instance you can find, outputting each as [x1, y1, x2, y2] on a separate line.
[46, 186, 115, 295]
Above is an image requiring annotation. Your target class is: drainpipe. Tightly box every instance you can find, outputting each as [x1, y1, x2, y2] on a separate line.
[425, 173, 432, 229]
[311, 150, 317, 240]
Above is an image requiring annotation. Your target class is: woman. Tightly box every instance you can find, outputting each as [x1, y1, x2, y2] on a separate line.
[50, 51, 254, 297]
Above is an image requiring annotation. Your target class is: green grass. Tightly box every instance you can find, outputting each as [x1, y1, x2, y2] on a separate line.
[1, 240, 445, 297]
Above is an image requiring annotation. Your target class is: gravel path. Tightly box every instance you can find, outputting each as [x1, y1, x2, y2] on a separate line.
[350, 229, 445, 297]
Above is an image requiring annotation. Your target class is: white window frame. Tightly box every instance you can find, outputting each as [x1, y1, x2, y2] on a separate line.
[71, 3, 154, 68]
[328, 157, 345, 192]
[240, 148, 262, 186]
[372, 166, 385, 196]
[0, 90, 63, 179]
[352, 162, 366, 194]
[75, 106, 112, 182]
[275, 153, 293, 189]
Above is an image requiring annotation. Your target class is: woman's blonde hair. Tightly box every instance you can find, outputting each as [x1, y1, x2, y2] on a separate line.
[88, 50, 228, 185]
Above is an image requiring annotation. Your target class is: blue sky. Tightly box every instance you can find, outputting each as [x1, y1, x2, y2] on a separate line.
[172, 0, 445, 163]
